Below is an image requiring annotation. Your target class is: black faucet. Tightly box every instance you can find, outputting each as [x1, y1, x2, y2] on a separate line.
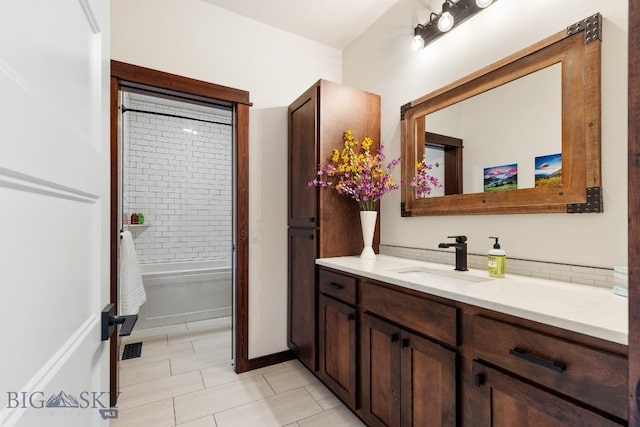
[438, 235, 468, 271]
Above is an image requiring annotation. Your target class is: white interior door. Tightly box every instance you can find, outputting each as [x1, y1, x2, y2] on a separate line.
[0, 1, 111, 426]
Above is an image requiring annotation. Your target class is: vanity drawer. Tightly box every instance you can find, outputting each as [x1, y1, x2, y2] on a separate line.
[473, 315, 627, 419]
[361, 281, 457, 346]
[318, 269, 357, 305]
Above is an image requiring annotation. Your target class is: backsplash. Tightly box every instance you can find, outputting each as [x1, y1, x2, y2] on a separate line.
[380, 244, 613, 288]
[123, 96, 233, 264]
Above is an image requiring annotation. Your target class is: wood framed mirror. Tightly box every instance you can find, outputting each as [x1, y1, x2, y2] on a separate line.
[400, 14, 602, 216]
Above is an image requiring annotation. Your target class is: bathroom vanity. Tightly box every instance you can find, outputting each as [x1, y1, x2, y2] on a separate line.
[287, 14, 625, 425]
[313, 255, 628, 426]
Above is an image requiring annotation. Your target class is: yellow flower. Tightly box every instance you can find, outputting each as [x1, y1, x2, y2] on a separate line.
[331, 149, 340, 162]
[308, 128, 401, 210]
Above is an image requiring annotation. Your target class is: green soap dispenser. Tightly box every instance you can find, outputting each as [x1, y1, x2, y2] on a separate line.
[488, 237, 506, 278]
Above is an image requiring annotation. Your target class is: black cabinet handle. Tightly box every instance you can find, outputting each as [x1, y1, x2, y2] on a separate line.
[474, 373, 485, 387]
[509, 348, 566, 373]
[308, 234, 314, 240]
[401, 338, 410, 348]
[328, 282, 344, 290]
[391, 333, 400, 342]
[347, 313, 355, 321]
[309, 217, 315, 223]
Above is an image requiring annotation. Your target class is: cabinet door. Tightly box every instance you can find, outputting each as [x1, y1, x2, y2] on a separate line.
[472, 362, 624, 426]
[318, 294, 357, 408]
[400, 331, 456, 427]
[288, 228, 317, 370]
[361, 313, 402, 427]
[288, 85, 318, 228]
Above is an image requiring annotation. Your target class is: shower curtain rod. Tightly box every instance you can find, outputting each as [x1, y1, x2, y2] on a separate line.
[121, 106, 232, 127]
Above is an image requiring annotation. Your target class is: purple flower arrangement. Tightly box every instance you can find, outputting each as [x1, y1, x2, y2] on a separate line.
[308, 130, 401, 211]
[410, 161, 443, 198]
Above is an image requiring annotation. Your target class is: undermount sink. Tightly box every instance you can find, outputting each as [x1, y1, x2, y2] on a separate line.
[390, 266, 491, 286]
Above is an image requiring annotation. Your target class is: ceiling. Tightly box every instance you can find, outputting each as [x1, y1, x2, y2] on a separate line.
[201, 0, 401, 49]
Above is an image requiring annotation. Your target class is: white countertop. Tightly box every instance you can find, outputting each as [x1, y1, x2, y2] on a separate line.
[316, 255, 628, 345]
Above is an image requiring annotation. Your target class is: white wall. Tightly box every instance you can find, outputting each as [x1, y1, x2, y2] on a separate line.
[111, 0, 342, 358]
[343, 0, 628, 268]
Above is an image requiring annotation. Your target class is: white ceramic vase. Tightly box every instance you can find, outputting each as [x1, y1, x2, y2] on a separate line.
[360, 210, 377, 260]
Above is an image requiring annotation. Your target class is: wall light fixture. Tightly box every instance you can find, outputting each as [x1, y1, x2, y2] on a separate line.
[412, 0, 496, 50]
[437, 1, 455, 32]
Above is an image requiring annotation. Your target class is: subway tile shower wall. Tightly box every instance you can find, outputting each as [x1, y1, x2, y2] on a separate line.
[123, 97, 233, 264]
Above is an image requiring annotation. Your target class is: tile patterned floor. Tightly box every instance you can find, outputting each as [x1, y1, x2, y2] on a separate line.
[112, 318, 365, 427]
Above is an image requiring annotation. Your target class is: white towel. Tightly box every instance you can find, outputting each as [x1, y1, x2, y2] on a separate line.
[119, 230, 146, 315]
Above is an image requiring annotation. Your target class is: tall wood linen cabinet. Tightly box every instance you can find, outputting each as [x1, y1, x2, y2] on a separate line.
[287, 80, 381, 370]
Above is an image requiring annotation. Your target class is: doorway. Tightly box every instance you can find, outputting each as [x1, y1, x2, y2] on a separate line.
[119, 91, 234, 332]
[110, 61, 251, 404]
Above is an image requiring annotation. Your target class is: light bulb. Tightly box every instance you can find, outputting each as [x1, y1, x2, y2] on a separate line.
[411, 34, 425, 51]
[476, 0, 493, 8]
[438, 11, 454, 32]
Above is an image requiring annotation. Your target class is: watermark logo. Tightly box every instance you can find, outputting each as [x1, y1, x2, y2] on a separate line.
[6, 391, 118, 419]
[98, 408, 119, 420]
[45, 391, 79, 408]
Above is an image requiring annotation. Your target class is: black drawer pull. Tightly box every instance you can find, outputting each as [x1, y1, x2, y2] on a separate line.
[391, 333, 400, 342]
[347, 313, 355, 321]
[327, 282, 344, 290]
[509, 348, 566, 373]
[474, 373, 486, 387]
[309, 217, 315, 222]
[402, 338, 410, 348]
[308, 234, 314, 240]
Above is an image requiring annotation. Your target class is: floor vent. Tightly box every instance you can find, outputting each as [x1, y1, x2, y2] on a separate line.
[122, 342, 143, 360]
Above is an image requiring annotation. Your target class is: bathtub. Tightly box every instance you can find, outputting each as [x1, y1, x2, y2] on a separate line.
[136, 259, 232, 329]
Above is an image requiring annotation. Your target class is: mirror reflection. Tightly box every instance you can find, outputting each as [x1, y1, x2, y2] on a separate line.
[420, 63, 561, 198]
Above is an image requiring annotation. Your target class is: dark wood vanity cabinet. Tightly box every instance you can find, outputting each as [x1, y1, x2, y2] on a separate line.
[318, 295, 357, 408]
[471, 315, 627, 426]
[287, 80, 380, 370]
[318, 271, 458, 427]
[360, 313, 401, 426]
[399, 329, 456, 427]
[288, 85, 318, 229]
[317, 269, 358, 407]
[361, 313, 456, 427]
[472, 316, 628, 422]
[287, 79, 380, 235]
[471, 362, 623, 426]
[309, 266, 628, 427]
[360, 281, 457, 427]
[287, 228, 317, 369]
